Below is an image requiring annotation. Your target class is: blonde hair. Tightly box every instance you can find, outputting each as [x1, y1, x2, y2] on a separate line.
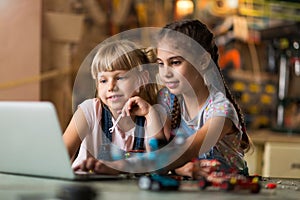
[91, 40, 158, 104]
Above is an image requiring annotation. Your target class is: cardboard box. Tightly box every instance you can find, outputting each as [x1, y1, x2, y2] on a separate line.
[263, 142, 300, 178]
[245, 144, 263, 175]
[43, 12, 84, 42]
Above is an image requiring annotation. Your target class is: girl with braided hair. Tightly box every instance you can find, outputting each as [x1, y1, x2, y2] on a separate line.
[63, 39, 165, 174]
[156, 19, 251, 178]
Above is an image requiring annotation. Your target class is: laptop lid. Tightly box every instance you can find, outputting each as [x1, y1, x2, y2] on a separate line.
[0, 101, 76, 180]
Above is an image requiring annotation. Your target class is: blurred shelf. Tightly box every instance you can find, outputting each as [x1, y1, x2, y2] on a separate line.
[249, 129, 300, 144]
[258, 22, 300, 40]
[239, 0, 300, 22]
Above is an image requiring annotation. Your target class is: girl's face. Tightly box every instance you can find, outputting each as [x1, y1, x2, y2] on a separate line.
[156, 47, 203, 96]
[97, 70, 139, 113]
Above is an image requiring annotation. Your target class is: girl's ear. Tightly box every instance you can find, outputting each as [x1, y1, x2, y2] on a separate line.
[201, 52, 211, 69]
[194, 51, 211, 73]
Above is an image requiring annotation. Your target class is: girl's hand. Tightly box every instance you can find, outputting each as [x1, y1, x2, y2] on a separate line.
[174, 159, 221, 179]
[192, 159, 221, 180]
[122, 96, 151, 117]
[174, 161, 194, 178]
[73, 157, 120, 175]
[122, 96, 167, 145]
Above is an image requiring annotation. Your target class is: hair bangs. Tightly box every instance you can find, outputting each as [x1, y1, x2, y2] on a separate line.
[109, 50, 143, 72]
[91, 40, 146, 79]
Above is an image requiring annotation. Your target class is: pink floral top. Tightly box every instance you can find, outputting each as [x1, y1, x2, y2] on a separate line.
[158, 86, 248, 174]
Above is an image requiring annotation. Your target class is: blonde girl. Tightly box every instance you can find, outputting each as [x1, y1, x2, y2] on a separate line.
[63, 40, 165, 173]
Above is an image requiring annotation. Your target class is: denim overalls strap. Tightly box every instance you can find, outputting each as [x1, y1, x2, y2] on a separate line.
[98, 106, 145, 161]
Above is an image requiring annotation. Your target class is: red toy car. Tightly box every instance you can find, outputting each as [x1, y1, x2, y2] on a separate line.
[198, 171, 261, 193]
[196, 160, 261, 193]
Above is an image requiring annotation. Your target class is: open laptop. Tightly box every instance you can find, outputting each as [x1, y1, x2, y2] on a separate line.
[0, 101, 124, 181]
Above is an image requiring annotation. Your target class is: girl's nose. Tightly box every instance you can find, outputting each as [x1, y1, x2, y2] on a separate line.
[160, 65, 173, 78]
[108, 80, 117, 92]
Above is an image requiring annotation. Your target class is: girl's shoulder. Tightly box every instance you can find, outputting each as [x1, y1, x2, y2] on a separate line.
[79, 98, 102, 108]
[207, 87, 232, 107]
[78, 98, 102, 119]
[206, 90, 239, 126]
[157, 87, 175, 106]
[158, 87, 171, 96]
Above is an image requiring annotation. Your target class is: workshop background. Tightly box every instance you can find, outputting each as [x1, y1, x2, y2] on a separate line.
[0, 0, 300, 178]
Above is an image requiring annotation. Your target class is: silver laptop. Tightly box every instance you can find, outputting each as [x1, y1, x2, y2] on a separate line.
[0, 101, 123, 180]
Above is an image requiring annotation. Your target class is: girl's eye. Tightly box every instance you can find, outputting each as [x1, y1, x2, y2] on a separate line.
[171, 60, 181, 66]
[99, 79, 107, 84]
[157, 61, 164, 67]
[116, 76, 126, 80]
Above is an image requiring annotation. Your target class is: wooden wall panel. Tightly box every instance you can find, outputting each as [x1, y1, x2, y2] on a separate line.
[0, 0, 41, 100]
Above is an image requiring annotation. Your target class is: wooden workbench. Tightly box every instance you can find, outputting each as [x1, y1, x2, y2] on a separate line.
[0, 173, 299, 200]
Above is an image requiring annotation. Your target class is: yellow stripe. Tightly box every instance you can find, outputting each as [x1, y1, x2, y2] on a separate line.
[0, 67, 73, 90]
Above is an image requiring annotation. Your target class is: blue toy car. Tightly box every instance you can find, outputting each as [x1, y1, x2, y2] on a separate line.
[138, 174, 180, 191]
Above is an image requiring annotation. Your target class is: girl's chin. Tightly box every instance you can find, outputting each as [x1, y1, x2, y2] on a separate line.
[107, 102, 125, 111]
[167, 88, 182, 95]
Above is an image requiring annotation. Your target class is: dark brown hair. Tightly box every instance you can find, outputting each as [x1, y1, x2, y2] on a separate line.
[159, 19, 251, 151]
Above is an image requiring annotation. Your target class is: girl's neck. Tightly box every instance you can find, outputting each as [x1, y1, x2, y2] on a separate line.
[182, 85, 209, 119]
[111, 111, 136, 132]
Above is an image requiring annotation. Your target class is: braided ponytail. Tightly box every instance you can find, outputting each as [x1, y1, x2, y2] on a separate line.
[171, 95, 181, 130]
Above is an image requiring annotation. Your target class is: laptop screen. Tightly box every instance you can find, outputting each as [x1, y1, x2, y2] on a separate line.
[0, 101, 75, 179]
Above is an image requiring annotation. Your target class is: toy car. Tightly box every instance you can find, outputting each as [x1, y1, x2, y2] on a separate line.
[138, 174, 180, 191]
[194, 159, 260, 193]
[198, 171, 261, 193]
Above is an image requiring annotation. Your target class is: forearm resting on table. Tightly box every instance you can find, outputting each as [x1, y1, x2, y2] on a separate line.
[145, 106, 166, 139]
[163, 117, 229, 171]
